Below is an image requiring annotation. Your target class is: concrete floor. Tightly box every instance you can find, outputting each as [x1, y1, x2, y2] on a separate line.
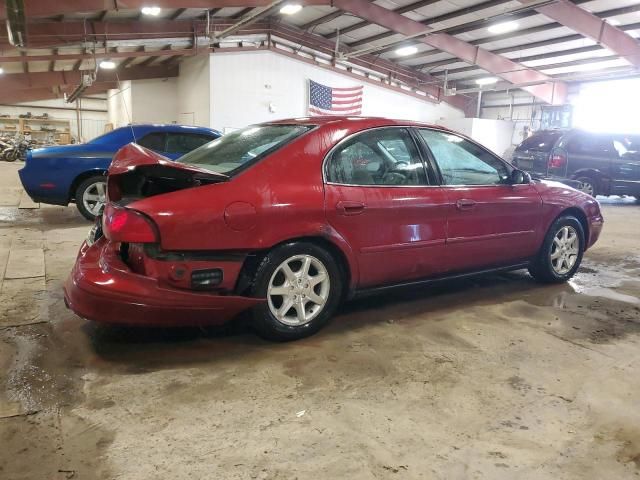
[0, 161, 639, 480]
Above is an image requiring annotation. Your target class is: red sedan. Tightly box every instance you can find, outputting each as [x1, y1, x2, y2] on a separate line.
[64, 117, 603, 340]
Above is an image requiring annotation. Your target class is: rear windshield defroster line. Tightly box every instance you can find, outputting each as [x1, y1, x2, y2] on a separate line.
[177, 124, 315, 177]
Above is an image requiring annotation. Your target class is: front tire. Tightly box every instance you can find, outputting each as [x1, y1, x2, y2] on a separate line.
[529, 215, 585, 283]
[75, 176, 107, 221]
[4, 149, 17, 162]
[250, 242, 343, 341]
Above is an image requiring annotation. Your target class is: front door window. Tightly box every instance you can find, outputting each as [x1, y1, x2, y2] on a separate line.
[417, 129, 509, 185]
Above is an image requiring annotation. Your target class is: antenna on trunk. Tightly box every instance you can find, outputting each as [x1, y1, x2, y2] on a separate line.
[114, 71, 137, 143]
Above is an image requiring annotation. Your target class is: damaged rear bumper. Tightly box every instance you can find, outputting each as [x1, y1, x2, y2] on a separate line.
[63, 238, 263, 327]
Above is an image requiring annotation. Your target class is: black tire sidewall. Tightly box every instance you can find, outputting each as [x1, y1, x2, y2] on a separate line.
[250, 242, 343, 341]
[75, 176, 106, 221]
[535, 216, 585, 282]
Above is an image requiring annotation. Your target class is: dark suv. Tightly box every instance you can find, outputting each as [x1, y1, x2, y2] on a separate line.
[512, 129, 640, 199]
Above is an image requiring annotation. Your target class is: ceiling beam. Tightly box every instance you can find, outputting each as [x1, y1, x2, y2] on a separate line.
[457, 55, 620, 84]
[0, 83, 117, 104]
[333, 0, 567, 105]
[0, 65, 178, 91]
[329, 0, 512, 43]
[20, 51, 29, 73]
[300, 10, 343, 30]
[519, 0, 640, 68]
[393, 3, 640, 65]
[0, 47, 196, 63]
[232, 7, 255, 19]
[324, 0, 441, 38]
[119, 45, 146, 68]
[48, 47, 57, 71]
[5, 19, 204, 47]
[137, 44, 173, 67]
[212, 1, 287, 40]
[169, 8, 187, 20]
[268, 22, 471, 112]
[0, 1, 330, 20]
[199, 8, 221, 19]
[431, 45, 604, 76]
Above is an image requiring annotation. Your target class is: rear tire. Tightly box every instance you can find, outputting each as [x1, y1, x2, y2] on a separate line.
[529, 215, 585, 283]
[249, 242, 343, 341]
[75, 176, 107, 221]
[575, 176, 597, 197]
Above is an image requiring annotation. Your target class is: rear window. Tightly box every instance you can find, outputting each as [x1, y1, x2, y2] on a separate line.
[516, 131, 563, 152]
[178, 124, 313, 175]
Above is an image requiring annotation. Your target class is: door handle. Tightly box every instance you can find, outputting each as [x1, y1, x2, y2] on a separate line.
[456, 199, 476, 211]
[336, 201, 366, 216]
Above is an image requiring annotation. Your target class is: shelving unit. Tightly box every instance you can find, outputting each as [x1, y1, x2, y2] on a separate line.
[0, 116, 71, 144]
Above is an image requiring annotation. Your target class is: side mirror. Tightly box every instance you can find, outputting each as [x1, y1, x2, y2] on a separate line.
[510, 169, 530, 185]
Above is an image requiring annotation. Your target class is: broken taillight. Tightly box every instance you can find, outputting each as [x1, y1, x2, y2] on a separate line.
[102, 204, 158, 244]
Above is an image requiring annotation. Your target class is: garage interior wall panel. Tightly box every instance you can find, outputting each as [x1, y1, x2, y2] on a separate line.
[107, 81, 133, 130]
[1, 98, 108, 143]
[209, 50, 463, 132]
[130, 78, 179, 125]
[177, 55, 211, 127]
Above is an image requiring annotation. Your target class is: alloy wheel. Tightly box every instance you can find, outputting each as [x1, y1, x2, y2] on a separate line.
[267, 254, 330, 326]
[577, 180, 595, 197]
[550, 226, 579, 275]
[82, 181, 107, 217]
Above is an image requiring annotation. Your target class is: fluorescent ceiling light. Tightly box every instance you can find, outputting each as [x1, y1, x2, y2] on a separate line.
[476, 77, 498, 85]
[395, 45, 419, 56]
[487, 21, 519, 34]
[608, 18, 620, 25]
[0, 67, 4, 74]
[280, 4, 302, 15]
[99, 60, 116, 69]
[141, 6, 162, 16]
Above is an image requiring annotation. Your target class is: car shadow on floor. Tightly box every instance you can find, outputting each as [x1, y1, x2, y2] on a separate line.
[84, 270, 567, 371]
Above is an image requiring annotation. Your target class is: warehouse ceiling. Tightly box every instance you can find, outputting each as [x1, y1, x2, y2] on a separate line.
[0, 0, 639, 108]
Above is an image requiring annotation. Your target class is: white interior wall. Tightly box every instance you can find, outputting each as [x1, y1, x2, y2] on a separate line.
[0, 97, 108, 143]
[107, 81, 132, 130]
[209, 50, 463, 132]
[130, 78, 179, 125]
[177, 55, 210, 127]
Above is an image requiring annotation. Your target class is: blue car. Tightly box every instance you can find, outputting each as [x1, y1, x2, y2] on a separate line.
[19, 124, 220, 220]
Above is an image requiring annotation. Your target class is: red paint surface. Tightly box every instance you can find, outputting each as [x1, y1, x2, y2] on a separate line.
[66, 117, 604, 327]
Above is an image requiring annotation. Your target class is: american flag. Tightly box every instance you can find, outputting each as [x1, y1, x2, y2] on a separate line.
[308, 80, 363, 116]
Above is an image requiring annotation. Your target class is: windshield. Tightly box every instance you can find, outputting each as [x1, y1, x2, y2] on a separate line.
[178, 124, 314, 175]
[516, 131, 563, 152]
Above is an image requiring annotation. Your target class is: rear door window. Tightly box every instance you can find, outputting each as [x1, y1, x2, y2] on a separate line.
[566, 133, 616, 157]
[516, 131, 563, 152]
[326, 128, 428, 186]
[166, 133, 215, 155]
[137, 132, 167, 152]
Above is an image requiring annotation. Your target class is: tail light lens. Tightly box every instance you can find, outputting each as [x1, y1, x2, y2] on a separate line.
[548, 148, 567, 169]
[102, 204, 158, 243]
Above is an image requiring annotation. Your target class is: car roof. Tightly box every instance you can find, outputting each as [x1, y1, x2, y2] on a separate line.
[127, 124, 220, 135]
[267, 116, 449, 130]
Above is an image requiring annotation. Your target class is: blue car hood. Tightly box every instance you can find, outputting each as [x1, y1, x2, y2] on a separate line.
[30, 143, 119, 159]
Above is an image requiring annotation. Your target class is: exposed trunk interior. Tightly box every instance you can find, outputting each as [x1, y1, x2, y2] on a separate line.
[109, 164, 226, 204]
